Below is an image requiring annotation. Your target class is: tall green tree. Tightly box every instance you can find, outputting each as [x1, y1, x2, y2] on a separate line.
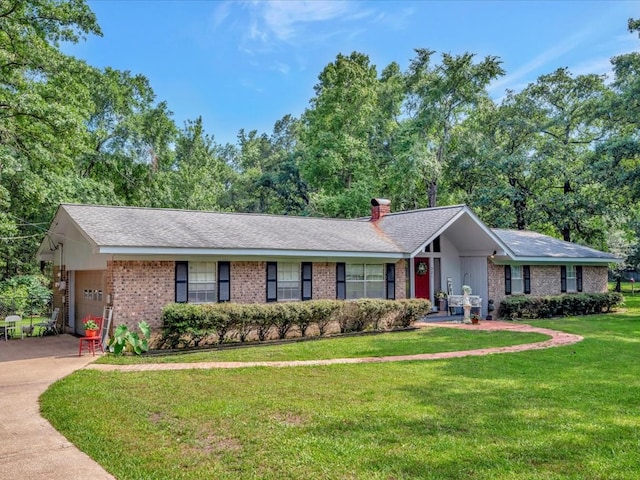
[300, 52, 383, 217]
[79, 66, 177, 205]
[149, 117, 231, 211]
[404, 49, 504, 207]
[0, 0, 101, 278]
[520, 68, 612, 244]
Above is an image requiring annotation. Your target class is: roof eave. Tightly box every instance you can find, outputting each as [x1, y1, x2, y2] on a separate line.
[492, 256, 621, 265]
[98, 246, 405, 259]
[408, 206, 513, 257]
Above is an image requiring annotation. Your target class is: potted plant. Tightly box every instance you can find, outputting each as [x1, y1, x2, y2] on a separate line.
[83, 318, 99, 337]
[435, 290, 448, 311]
[470, 313, 481, 325]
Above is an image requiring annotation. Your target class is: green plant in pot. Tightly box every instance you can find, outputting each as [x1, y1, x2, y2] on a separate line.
[83, 318, 99, 337]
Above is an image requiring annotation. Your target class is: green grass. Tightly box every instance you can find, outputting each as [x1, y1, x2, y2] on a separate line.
[94, 328, 549, 364]
[40, 295, 640, 479]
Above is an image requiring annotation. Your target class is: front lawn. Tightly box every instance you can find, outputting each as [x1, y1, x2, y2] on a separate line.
[41, 297, 640, 479]
[94, 327, 549, 364]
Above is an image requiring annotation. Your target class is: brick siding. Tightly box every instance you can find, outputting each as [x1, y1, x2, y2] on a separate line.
[312, 262, 336, 299]
[488, 261, 609, 318]
[231, 261, 266, 303]
[106, 260, 174, 331]
[96, 259, 409, 331]
[395, 259, 407, 300]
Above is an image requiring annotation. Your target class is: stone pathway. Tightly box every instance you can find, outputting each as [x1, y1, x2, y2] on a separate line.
[86, 321, 583, 372]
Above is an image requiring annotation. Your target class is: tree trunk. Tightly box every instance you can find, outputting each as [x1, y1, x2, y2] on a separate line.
[562, 180, 572, 241]
[514, 198, 527, 230]
[428, 178, 437, 208]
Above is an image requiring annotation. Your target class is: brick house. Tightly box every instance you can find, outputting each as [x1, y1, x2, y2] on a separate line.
[37, 200, 618, 334]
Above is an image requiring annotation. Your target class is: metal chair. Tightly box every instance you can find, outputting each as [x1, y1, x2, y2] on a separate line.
[36, 308, 60, 336]
[3, 315, 21, 341]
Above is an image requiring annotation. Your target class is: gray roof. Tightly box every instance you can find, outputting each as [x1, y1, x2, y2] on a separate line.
[493, 229, 618, 261]
[59, 204, 403, 254]
[45, 204, 617, 263]
[374, 205, 466, 252]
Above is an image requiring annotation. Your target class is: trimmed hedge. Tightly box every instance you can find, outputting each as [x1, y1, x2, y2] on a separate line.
[498, 292, 624, 320]
[159, 299, 431, 349]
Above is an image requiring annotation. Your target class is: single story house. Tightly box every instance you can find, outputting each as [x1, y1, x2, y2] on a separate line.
[37, 200, 619, 334]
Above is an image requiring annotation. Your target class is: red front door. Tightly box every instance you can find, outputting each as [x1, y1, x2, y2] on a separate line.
[414, 258, 430, 299]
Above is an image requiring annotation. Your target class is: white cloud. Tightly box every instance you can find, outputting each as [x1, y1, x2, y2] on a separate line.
[489, 31, 586, 94]
[261, 0, 353, 40]
[210, 1, 232, 31]
[272, 61, 291, 75]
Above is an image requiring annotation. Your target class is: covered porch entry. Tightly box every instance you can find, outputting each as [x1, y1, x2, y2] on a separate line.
[408, 215, 505, 317]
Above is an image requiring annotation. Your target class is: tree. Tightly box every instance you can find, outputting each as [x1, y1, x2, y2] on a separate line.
[149, 117, 231, 211]
[404, 49, 504, 207]
[300, 52, 383, 217]
[0, 0, 102, 278]
[0, 0, 101, 165]
[78, 66, 177, 204]
[519, 68, 613, 244]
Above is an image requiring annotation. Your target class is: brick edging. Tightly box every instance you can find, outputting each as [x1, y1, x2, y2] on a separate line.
[85, 321, 583, 372]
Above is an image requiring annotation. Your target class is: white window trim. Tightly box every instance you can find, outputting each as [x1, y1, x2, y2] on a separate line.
[188, 261, 217, 304]
[566, 265, 577, 293]
[511, 265, 524, 295]
[277, 262, 301, 301]
[346, 263, 385, 299]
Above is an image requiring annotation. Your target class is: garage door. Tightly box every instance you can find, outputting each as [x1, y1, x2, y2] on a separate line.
[74, 270, 107, 335]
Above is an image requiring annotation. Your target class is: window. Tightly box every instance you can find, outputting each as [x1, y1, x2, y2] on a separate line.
[511, 266, 524, 294]
[277, 262, 301, 301]
[423, 236, 441, 253]
[266, 262, 311, 302]
[346, 264, 385, 299]
[561, 265, 583, 293]
[188, 262, 216, 303]
[505, 265, 531, 295]
[175, 261, 217, 303]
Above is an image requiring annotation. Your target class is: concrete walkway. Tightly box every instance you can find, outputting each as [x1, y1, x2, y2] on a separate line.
[0, 322, 582, 480]
[0, 334, 115, 480]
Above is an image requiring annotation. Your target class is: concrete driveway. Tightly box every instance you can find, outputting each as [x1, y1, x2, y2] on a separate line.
[0, 334, 114, 480]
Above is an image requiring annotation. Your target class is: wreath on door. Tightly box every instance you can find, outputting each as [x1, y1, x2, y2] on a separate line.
[417, 262, 428, 276]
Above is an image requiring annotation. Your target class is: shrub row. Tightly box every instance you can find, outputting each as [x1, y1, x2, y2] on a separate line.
[159, 298, 432, 349]
[498, 292, 624, 320]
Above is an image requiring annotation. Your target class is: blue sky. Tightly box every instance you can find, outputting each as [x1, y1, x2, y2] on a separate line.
[67, 1, 639, 145]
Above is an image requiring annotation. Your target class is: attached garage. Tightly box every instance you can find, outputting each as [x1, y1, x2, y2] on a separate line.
[73, 270, 107, 335]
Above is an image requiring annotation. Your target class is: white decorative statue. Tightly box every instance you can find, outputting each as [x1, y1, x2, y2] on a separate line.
[462, 285, 472, 323]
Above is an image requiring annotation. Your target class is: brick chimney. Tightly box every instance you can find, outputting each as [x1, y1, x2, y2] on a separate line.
[370, 198, 391, 221]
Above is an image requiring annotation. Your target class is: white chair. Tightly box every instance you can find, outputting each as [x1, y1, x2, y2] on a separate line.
[3, 315, 20, 341]
[36, 308, 60, 336]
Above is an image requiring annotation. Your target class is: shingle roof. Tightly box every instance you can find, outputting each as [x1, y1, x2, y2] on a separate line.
[50, 204, 618, 262]
[374, 205, 467, 252]
[492, 229, 618, 260]
[59, 204, 403, 254]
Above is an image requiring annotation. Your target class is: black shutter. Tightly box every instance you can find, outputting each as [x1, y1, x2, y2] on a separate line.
[336, 263, 346, 300]
[523, 265, 531, 294]
[561, 265, 567, 293]
[175, 261, 188, 303]
[266, 262, 277, 302]
[386, 263, 396, 300]
[576, 266, 583, 292]
[504, 265, 512, 295]
[302, 262, 313, 301]
[218, 262, 230, 302]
